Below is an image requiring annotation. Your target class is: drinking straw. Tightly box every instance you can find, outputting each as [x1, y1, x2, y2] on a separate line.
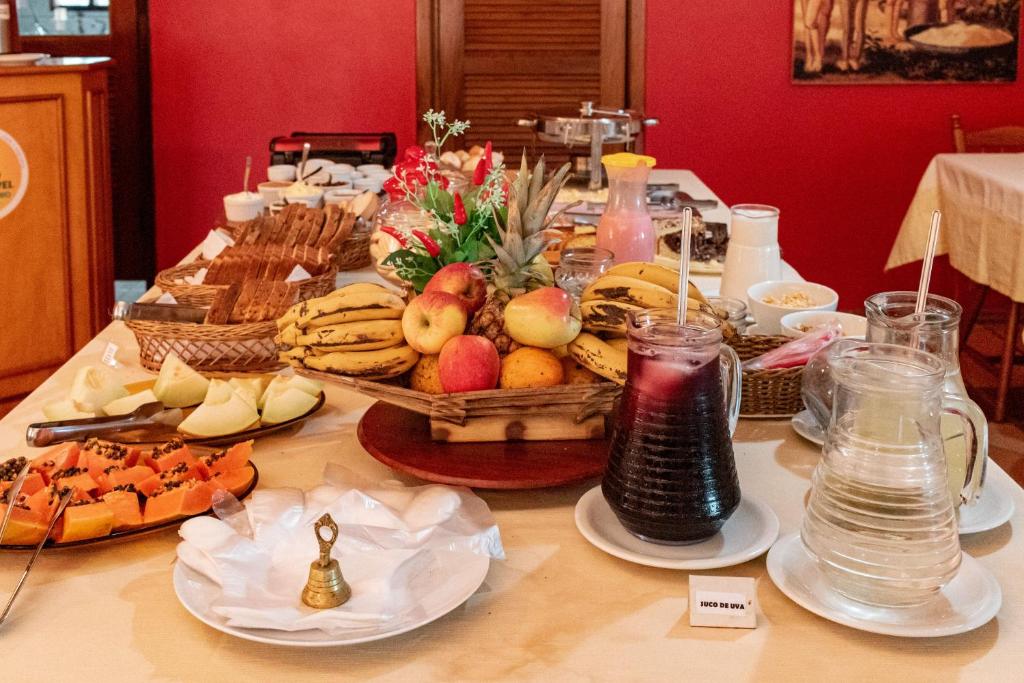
[242, 155, 252, 194]
[676, 207, 693, 324]
[915, 210, 942, 314]
[299, 142, 311, 184]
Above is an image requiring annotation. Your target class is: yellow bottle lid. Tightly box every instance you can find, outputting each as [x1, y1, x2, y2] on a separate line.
[601, 152, 656, 168]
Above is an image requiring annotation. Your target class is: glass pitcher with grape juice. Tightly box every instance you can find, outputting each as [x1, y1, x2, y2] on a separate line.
[602, 309, 742, 544]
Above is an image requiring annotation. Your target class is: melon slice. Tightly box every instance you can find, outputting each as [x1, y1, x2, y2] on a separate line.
[260, 386, 319, 425]
[143, 480, 214, 525]
[153, 353, 210, 408]
[0, 505, 48, 544]
[30, 442, 80, 477]
[200, 440, 253, 478]
[102, 490, 144, 529]
[178, 387, 259, 437]
[102, 389, 158, 416]
[100, 465, 156, 494]
[259, 375, 322, 409]
[209, 464, 256, 497]
[69, 365, 129, 415]
[229, 377, 267, 409]
[54, 501, 115, 542]
[42, 399, 95, 421]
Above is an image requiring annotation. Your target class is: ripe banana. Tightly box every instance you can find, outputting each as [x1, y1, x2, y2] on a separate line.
[295, 291, 406, 329]
[277, 284, 398, 330]
[604, 337, 629, 352]
[276, 322, 302, 346]
[302, 344, 420, 380]
[296, 319, 404, 352]
[582, 276, 678, 309]
[603, 261, 707, 304]
[568, 333, 627, 385]
[278, 346, 312, 368]
[581, 300, 643, 334]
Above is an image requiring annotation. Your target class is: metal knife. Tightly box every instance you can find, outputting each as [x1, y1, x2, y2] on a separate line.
[25, 402, 184, 447]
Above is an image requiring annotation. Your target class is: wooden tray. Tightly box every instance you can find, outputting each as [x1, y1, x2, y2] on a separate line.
[0, 462, 259, 551]
[357, 401, 610, 489]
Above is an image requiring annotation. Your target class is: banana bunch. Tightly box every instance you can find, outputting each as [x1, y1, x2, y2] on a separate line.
[275, 283, 419, 380]
[567, 333, 627, 385]
[580, 262, 731, 338]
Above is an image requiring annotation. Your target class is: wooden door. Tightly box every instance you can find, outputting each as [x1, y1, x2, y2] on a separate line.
[12, 0, 155, 284]
[417, 0, 646, 163]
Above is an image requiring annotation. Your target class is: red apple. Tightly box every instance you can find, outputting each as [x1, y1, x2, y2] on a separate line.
[424, 262, 488, 313]
[401, 291, 468, 354]
[503, 287, 582, 348]
[438, 336, 500, 393]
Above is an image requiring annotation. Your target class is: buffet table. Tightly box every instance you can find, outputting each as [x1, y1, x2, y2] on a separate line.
[2, 171, 1021, 681]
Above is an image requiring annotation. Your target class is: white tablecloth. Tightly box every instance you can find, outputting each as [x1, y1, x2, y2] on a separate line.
[887, 153, 1024, 302]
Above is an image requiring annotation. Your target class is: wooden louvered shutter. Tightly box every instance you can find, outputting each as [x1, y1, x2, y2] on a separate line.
[416, 0, 645, 165]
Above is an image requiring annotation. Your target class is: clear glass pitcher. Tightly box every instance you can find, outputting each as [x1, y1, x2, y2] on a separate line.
[602, 308, 741, 545]
[596, 152, 656, 263]
[864, 291, 988, 506]
[801, 342, 983, 607]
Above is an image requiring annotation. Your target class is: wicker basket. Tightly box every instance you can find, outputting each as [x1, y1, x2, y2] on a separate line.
[126, 319, 283, 373]
[335, 219, 372, 271]
[727, 335, 805, 418]
[155, 260, 338, 302]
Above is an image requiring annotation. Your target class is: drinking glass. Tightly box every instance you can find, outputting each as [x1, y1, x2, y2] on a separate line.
[555, 247, 614, 300]
[707, 296, 750, 335]
[801, 342, 982, 607]
[602, 309, 741, 545]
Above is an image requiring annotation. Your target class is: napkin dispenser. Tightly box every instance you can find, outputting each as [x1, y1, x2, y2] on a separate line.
[301, 514, 351, 610]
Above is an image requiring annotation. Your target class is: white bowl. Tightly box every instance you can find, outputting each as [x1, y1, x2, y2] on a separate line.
[267, 164, 296, 182]
[357, 163, 385, 174]
[780, 311, 866, 339]
[324, 187, 362, 206]
[223, 191, 264, 222]
[746, 280, 838, 335]
[354, 176, 383, 193]
[298, 158, 333, 185]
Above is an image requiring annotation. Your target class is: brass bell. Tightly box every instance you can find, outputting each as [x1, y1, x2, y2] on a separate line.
[301, 513, 351, 609]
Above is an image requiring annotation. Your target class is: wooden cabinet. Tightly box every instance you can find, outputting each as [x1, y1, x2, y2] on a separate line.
[0, 58, 113, 412]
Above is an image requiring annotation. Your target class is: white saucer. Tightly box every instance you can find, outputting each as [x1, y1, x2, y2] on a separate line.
[791, 409, 825, 446]
[173, 550, 489, 647]
[959, 474, 1016, 535]
[766, 533, 1001, 637]
[574, 486, 779, 570]
[0, 53, 50, 67]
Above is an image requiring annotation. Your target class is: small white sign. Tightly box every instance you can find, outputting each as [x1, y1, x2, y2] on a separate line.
[688, 575, 757, 629]
[101, 342, 120, 368]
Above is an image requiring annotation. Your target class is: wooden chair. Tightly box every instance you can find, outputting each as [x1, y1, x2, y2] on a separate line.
[951, 114, 1024, 421]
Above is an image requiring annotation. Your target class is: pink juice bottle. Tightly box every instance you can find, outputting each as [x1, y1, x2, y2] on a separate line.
[597, 152, 657, 263]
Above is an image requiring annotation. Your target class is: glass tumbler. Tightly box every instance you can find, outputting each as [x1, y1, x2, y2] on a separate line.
[555, 247, 614, 300]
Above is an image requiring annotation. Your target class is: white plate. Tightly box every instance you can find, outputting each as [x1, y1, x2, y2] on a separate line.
[791, 409, 825, 446]
[766, 532, 1001, 638]
[0, 53, 50, 66]
[959, 474, 1016, 535]
[173, 550, 490, 647]
[574, 486, 779, 570]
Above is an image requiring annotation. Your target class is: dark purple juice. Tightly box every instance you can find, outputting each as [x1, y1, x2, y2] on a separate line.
[602, 346, 740, 544]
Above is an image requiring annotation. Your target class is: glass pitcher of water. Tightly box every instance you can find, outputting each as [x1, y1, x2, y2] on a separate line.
[801, 342, 983, 607]
[864, 292, 988, 506]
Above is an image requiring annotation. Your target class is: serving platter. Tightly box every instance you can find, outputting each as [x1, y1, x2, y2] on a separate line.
[0, 462, 259, 551]
[357, 401, 609, 489]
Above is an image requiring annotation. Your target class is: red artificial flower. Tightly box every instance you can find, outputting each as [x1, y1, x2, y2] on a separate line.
[472, 158, 487, 186]
[379, 225, 409, 247]
[438, 174, 450, 189]
[412, 230, 441, 257]
[404, 145, 426, 162]
[453, 193, 467, 225]
[483, 141, 493, 172]
[382, 176, 404, 198]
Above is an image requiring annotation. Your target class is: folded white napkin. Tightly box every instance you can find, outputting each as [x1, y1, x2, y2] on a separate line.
[176, 466, 503, 635]
[154, 291, 178, 305]
[200, 229, 235, 261]
[285, 264, 312, 282]
[183, 267, 208, 285]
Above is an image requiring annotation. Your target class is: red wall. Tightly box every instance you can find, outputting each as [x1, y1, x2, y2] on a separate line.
[150, 3, 1023, 307]
[644, 1, 1024, 307]
[148, 2, 417, 268]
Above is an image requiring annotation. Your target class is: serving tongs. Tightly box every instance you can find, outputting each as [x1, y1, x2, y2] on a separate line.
[25, 402, 183, 447]
[0, 489, 74, 627]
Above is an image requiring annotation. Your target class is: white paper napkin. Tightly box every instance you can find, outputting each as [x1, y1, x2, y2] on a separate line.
[183, 267, 208, 285]
[154, 291, 178, 305]
[176, 467, 503, 635]
[285, 265, 312, 282]
[201, 229, 235, 261]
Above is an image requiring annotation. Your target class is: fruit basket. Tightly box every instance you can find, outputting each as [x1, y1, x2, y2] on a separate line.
[727, 335, 805, 418]
[127, 319, 284, 374]
[296, 368, 620, 442]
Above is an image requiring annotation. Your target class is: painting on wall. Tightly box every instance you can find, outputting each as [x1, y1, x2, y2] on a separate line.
[792, 0, 1020, 82]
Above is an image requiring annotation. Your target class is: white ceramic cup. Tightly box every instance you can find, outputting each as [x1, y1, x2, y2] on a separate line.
[257, 180, 290, 207]
[267, 164, 296, 182]
[223, 191, 264, 222]
[720, 204, 783, 301]
[324, 187, 362, 206]
[354, 176, 383, 193]
[357, 163, 385, 174]
[283, 187, 324, 208]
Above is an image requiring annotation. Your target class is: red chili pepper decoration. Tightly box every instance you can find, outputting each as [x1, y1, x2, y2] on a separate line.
[453, 193, 468, 225]
[379, 225, 409, 247]
[472, 158, 487, 186]
[412, 230, 441, 257]
[483, 141, 493, 172]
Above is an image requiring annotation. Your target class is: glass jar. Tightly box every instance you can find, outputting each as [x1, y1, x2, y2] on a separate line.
[706, 296, 750, 335]
[555, 247, 614, 300]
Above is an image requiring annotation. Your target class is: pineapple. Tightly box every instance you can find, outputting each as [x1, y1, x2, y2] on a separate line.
[468, 153, 574, 354]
